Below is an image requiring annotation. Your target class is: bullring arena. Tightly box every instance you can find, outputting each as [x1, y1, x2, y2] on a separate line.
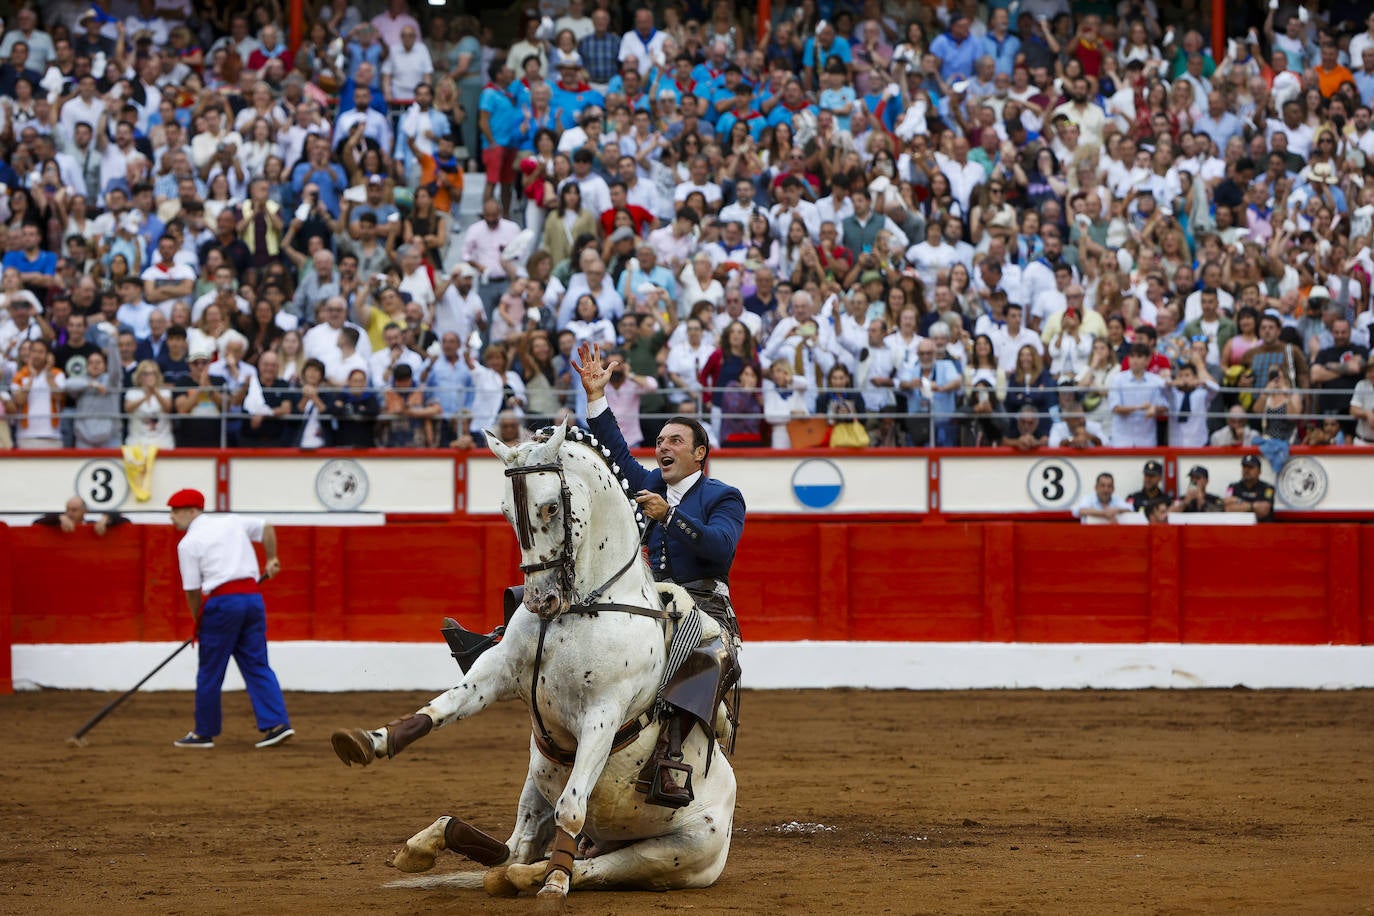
[2, 449, 1373, 913]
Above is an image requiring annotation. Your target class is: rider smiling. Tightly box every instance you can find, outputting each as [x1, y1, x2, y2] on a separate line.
[576, 342, 746, 646]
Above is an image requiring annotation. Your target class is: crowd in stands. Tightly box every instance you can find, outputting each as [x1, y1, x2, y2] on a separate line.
[2, 0, 1374, 452]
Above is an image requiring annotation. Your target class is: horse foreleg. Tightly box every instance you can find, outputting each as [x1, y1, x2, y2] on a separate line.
[331, 649, 516, 767]
[507, 748, 557, 864]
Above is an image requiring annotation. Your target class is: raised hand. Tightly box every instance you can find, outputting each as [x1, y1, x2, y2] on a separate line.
[575, 342, 622, 399]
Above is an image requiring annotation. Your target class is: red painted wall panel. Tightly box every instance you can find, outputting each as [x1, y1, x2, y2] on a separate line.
[6, 521, 1371, 647]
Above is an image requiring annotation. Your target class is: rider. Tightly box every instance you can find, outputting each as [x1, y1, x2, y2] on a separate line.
[578, 342, 744, 805]
[576, 342, 745, 647]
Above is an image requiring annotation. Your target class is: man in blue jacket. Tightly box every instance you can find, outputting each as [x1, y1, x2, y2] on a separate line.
[575, 341, 745, 646]
[577, 341, 743, 805]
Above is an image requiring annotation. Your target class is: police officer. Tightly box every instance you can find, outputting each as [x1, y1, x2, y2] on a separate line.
[1127, 460, 1172, 512]
[1224, 455, 1275, 521]
[167, 488, 294, 749]
[1173, 465, 1225, 513]
[575, 341, 745, 646]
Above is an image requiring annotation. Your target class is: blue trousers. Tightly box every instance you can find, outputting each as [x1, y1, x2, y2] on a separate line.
[195, 593, 290, 738]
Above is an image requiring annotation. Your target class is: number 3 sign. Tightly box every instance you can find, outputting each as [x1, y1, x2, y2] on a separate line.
[1026, 458, 1080, 510]
[75, 459, 130, 510]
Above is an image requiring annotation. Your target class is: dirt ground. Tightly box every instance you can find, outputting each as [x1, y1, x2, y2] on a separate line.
[3, 688, 1373, 915]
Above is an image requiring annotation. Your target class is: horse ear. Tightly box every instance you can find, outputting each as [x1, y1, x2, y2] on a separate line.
[487, 432, 517, 465]
[541, 419, 569, 459]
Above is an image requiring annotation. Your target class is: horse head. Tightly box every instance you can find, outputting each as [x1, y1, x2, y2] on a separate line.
[488, 421, 586, 620]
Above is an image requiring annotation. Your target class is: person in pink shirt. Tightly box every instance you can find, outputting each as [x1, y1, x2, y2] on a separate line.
[601, 348, 659, 446]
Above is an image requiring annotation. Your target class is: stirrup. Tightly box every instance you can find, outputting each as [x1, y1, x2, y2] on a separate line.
[441, 617, 504, 673]
[635, 757, 694, 809]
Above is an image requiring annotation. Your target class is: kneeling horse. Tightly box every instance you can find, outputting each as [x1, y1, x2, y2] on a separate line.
[330, 422, 739, 905]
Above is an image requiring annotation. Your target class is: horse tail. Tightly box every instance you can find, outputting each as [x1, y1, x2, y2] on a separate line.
[384, 871, 488, 890]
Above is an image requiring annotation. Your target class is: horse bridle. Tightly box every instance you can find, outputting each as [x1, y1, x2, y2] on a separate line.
[504, 460, 640, 614]
[505, 453, 678, 761]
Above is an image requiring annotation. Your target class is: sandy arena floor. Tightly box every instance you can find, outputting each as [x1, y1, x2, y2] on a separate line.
[3, 687, 1373, 915]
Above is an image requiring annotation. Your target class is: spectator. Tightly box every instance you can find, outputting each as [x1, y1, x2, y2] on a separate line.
[34, 495, 127, 536]
[10, 338, 64, 449]
[1109, 343, 1169, 448]
[1351, 361, 1374, 446]
[66, 339, 122, 449]
[1073, 472, 1131, 523]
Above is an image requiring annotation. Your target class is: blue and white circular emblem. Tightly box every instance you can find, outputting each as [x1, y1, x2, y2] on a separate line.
[791, 459, 844, 510]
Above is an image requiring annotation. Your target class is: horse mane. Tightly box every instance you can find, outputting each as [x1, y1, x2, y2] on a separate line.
[534, 425, 649, 540]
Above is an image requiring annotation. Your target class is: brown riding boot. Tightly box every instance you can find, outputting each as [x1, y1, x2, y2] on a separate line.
[635, 714, 694, 808]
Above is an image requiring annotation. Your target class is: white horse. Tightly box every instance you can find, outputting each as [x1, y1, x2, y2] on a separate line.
[331, 422, 736, 906]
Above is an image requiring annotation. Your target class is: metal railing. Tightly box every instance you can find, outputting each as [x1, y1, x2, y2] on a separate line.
[17, 381, 1367, 451]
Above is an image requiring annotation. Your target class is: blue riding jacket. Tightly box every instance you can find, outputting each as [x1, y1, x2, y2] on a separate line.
[587, 406, 746, 585]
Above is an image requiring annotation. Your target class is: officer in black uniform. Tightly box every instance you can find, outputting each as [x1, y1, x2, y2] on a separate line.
[1127, 460, 1172, 511]
[1224, 454, 1275, 521]
[1173, 465, 1225, 512]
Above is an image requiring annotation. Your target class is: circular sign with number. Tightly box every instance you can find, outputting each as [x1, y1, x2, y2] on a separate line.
[1026, 458, 1080, 510]
[75, 459, 130, 510]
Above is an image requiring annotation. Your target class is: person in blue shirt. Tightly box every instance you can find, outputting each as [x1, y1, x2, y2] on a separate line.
[699, 64, 748, 126]
[766, 78, 818, 130]
[802, 22, 852, 90]
[929, 13, 984, 82]
[898, 338, 964, 446]
[3, 225, 59, 296]
[480, 61, 526, 214]
[717, 84, 767, 143]
[548, 55, 605, 130]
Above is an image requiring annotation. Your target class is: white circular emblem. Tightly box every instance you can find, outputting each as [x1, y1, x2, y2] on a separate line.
[791, 459, 844, 510]
[1276, 456, 1327, 509]
[75, 459, 130, 510]
[315, 458, 369, 511]
[1026, 458, 1080, 510]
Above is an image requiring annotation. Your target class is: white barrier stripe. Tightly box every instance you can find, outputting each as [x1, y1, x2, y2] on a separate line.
[13, 641, 1374, 692]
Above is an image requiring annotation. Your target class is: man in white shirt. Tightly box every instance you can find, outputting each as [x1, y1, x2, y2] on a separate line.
[557, 255, 625, 326]
[1266, 98, 1315, 160]
[369, 323, 425, 386]
[934, 136, 986, 214]
[561, 147, 613, 216]
[769, 176, 822, 243]
[556, 0, 594, 41]
[619, 8, 668, 77]
[1051, 75, 1107, 146]
[1108, 344, 1169, 447]
[381, 26, 433, 105]
[167, 487, 293, 750]
[1166, 361, 1217, 448]
[718, 179, 767, 229]
[142, 234, 196, 313]
[712, 286, 762, 339]
[990, 301, 1044, 373]
[672, 155, 724, 211]
[433, 265, 487, 342]
[1071, 472, 1132, 522]
[304, 297, 372, 364]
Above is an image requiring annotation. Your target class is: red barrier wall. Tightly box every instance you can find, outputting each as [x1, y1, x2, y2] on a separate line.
[8, 521, 1372, 647]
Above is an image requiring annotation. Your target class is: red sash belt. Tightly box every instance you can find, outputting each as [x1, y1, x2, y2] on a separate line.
[206, 578, 259, 600]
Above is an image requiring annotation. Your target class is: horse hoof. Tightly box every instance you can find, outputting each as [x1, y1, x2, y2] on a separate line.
[484, 866, 521, 898]
[330, 728, 376, 767]
[536, 885, 569, 914]
[392, 842, 437, 873]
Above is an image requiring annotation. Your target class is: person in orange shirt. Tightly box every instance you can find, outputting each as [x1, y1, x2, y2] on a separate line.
[1313, 41, 1353, 99]
[10, 338, 66, 449]
[408, 131, 465, 215]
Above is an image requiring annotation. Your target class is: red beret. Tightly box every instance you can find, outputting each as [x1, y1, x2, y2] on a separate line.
[167, 488, 205, 510]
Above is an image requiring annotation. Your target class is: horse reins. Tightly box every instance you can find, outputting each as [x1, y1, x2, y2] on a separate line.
[504, 454, 678, 760]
